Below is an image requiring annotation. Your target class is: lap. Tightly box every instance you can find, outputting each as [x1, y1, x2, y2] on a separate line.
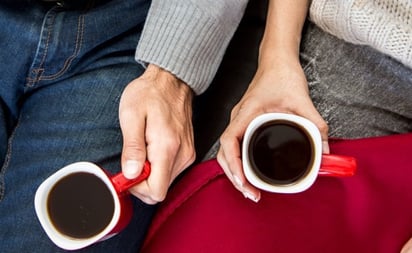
[301, 22, 412, 138]
[0, 1, 155, 252]
[143, 134, 412, 253]
[0, 64, 157, 253]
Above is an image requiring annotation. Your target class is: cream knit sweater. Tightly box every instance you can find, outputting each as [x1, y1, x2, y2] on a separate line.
[310, 0, 412, 68]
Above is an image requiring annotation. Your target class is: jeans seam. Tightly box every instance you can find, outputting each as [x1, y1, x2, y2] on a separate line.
[26, 7, 57, 86]
[0, 116, 20, 202]
[39, 13, 85, 81]
[26, 8, 85, 85]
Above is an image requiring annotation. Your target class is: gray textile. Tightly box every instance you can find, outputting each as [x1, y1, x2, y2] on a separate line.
[302, 22, 412, 138]
[203, 21, 412, 160]
[136, 0, 249, 95]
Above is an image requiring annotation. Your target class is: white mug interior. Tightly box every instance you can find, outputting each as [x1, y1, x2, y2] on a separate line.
[242, 113, 323, 193]
[34, 162, 121, 250]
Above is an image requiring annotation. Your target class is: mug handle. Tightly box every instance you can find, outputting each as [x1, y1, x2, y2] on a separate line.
[318, 154, 357, 177]
[111, 161, 151, 193]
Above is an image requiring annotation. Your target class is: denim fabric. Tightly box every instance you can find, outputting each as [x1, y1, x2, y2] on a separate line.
[301, 22, 412, 138]
[0, 1, 156, 252]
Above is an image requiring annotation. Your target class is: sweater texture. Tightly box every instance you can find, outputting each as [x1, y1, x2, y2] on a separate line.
[310, 0, 412, 68]
[135, 0, 248, 94]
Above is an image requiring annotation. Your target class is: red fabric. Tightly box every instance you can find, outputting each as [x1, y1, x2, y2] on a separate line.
[142, 133, 412, 253]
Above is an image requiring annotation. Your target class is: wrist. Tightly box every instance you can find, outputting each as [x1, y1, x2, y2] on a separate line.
[142, 64, 193, 101]
[257, 49, 302, 75]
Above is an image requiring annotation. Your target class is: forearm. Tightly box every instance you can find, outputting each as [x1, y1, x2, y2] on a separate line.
[217, 0, 330, 203]
[258, 0, 309, 70]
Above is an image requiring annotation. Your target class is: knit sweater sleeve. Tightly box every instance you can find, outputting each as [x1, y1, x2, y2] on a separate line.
[309, 0, 412, 68]
[135, 0, 248, 95]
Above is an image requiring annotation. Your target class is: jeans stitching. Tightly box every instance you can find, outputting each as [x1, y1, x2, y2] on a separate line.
[26, 8, 85, 85]
[0, 116, 20, 202]
[26, 7, 57, 86]
[39, 13, 85, 81]
[37, 9, 55, 77]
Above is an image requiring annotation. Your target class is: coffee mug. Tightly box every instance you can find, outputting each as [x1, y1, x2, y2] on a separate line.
[34, 161, 150, 250]
[242, 113, 356, 193]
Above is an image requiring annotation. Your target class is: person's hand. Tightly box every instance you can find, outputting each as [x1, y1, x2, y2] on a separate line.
[401, 237, 412, 253]
[217, 57, 329, 202]
[119, 64, 195, 205]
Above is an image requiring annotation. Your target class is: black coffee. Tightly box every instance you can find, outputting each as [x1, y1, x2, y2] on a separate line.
[47, 172, 115, 239]
[248, 121, 313, 185]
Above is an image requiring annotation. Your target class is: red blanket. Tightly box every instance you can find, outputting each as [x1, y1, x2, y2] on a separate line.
[142, 133, 412, 253]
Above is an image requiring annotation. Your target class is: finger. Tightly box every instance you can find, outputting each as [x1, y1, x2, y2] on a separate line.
[217, 141, 242, 191]
[119, 105, 147, 179]
[130, 124, 178, 203]
[128, 132, 174, 205]
[401, 237, 412, 253]
[218, 120, 246, 186]
[128, 158, 171, 204]
[295, 99, 330, 154]
[218, 113, 262, 202]
[217, 145, 261, 203]
[129, 187, 159, 205]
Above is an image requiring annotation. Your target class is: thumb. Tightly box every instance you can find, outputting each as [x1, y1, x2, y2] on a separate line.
[123, 160, 144, 179]
[297, 101, 330, 154]
[119, 110, 147, 179]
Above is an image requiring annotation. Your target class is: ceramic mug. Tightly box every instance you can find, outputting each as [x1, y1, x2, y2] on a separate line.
[34, 161, 150, 250]
[242, 113, 356, 193]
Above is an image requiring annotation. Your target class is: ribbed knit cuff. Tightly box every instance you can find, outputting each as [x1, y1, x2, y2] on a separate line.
[135, 0, 247, 94]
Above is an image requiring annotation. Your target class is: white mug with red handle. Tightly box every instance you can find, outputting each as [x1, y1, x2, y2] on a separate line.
[242, 113, 356, 194]
[34, 161, 150, 250]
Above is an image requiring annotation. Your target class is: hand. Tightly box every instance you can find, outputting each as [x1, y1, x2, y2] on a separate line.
[217, 58, 328, 202]
[119, 64, 195, 204]
[402, 237, 412, 253]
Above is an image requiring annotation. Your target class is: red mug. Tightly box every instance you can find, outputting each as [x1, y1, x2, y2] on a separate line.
[34, 161, 150, 250]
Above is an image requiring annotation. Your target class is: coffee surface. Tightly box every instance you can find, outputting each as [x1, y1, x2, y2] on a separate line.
[248, 121, 313, 185]
[47, 172, 115, 239]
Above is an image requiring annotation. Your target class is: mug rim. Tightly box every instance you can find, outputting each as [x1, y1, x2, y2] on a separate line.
[242, 113, 322, 193]
[34, 161, 121, 250]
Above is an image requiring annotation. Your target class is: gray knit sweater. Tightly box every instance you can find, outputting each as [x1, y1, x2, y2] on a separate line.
[135, 0, 248, 95]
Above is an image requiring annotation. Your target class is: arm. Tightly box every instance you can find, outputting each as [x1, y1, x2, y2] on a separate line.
[119, 64, 195, 204]
[120, 0, 249, 204]
[136, 0, 249, 95]
[217, 0, 329, 202]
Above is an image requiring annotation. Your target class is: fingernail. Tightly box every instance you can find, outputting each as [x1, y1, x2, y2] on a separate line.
[123, 160, 142, 179]
[243, 191, 260, 203]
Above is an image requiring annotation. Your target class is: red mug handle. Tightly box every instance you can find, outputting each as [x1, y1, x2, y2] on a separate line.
[318, 154, 357, 177]
[111, 161, 151, 194]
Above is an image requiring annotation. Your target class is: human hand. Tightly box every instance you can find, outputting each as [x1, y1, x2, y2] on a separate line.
[119, 64, 195, 204]
[401, 237, 412, 253]
[217, 58, 329, 202]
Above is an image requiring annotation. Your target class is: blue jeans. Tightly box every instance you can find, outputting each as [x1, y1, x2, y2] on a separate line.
[0, 1, 156, 252]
